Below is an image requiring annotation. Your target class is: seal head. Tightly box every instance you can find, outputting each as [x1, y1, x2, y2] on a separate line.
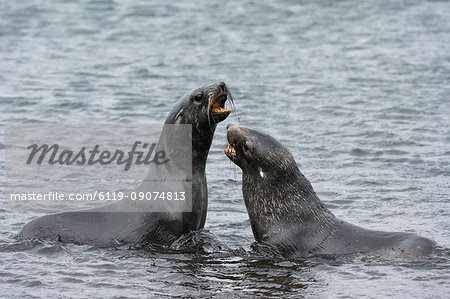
[168, 81, 231, 126]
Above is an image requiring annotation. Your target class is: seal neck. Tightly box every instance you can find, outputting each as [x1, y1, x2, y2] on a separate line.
[192, 125, 216, 174]
[242, 168, 337, 248]
[179, 125, 217, 232]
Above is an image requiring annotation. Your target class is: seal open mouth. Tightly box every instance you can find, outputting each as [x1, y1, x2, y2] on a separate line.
[210, 91, 231, 123]
[225, 143, 236, 158]
[225, 123, 240, 160]
[212, 93, 229, 113]
[209, 81, 232, 123]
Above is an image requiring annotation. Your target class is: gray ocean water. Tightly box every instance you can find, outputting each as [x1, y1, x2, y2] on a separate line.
[1, 0, 449, 298]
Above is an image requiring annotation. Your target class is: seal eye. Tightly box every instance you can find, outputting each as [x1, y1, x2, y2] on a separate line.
[194, 92, 203, 102]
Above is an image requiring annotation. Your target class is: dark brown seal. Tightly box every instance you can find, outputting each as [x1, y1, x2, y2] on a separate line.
[225, 123, 435, 258]
[19, 82, 233, 247]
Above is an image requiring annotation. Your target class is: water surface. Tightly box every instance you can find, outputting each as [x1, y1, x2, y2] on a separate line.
[1, 0, 449, 297]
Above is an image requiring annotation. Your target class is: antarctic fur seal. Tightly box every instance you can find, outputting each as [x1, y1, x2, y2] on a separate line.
[19, 82, 233, 247]
[225, 123, 435, 258]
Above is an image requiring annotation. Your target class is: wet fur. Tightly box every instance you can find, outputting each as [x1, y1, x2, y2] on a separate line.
[226, 124, 435, 258]
[19, 82, 231, 247]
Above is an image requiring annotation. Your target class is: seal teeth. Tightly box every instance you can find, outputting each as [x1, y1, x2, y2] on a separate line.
[226, 144, 236, 156]
[212, 106, 229, 113]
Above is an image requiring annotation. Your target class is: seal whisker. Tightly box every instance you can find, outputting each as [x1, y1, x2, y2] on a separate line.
[226, 89, 240, 124]
[207, 93, 216, 133]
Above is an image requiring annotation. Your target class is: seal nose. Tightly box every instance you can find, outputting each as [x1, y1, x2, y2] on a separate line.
[227, 123, 237, 130]
[217, 81, 226, 92]
[226, 123, 241, 143]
